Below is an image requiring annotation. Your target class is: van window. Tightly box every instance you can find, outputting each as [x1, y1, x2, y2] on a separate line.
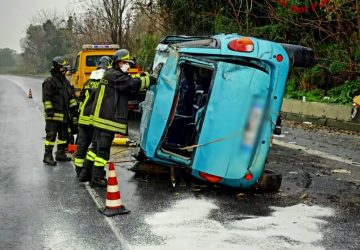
[86, 55, 107, 67]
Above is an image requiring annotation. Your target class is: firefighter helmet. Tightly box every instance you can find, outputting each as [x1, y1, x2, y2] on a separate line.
[52, 56, 70, 70]
[113, 49, 134, 64]
[97, 56, 113, 69]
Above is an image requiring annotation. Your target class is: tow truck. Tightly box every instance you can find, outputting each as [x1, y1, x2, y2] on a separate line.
[70, 44, 145, 110]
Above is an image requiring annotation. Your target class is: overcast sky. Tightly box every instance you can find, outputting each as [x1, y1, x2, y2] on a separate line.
[0, 0, 78, 53]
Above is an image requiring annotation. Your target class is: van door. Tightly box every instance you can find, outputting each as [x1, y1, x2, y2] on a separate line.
[139, 51, 179, 158]
[71, 55, 80, 93]
[191, 61, 271, 180]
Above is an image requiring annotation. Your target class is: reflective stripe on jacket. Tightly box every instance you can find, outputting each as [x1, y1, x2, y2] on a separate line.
[91, 68, 154, 134]
[78, 69, 104, 126]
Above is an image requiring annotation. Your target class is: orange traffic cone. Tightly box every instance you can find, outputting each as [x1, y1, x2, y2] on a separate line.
[28, 89, 33, 98]
[99, 162, 130, 217]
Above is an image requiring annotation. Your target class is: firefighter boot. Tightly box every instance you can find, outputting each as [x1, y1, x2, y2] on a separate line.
[90, 166, 107, 188]
[43, 146, 57, 166]
[75, 167, 82, 177]
[55, 144, 71, 161]
[79, 160, 93, 182]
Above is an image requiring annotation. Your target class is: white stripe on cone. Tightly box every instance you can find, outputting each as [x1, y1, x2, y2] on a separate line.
[107, 185, 120, 193]
[106, 199, 122, 207]
[108, 170, 116, 178]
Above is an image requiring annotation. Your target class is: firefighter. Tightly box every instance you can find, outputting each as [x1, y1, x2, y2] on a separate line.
[66, 82, 78, 150]
[42, 56, 77, 165]
[75, 56, 113, 178]
[87, 49, 158, 187]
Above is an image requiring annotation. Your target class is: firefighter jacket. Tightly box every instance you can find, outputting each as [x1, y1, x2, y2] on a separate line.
[91, 68, 155, 134]
[78, 68, 104, 126]
[42, 70, 77, 123]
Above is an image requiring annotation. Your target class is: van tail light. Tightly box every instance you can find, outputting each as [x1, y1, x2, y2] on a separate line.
[199, 172, 222, 183]
[244, 172, 253, 181]
[228, 37, 254, 52]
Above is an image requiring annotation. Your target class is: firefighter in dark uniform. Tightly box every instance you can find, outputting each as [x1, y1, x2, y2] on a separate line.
[66, 83, 78, 149]
[87, 49, 157, 187]
[75, 56, 113, 178]
[42, 56, 77, 165]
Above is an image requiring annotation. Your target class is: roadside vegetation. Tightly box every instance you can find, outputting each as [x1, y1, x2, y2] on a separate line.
[0, 0, 359, 104]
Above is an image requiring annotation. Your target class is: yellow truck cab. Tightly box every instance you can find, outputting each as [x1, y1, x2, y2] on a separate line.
[71, 44, 120, 96]
[71, 43, 146, 110]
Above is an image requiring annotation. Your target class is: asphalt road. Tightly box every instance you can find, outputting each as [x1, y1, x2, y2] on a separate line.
[0, 75, 359, 250]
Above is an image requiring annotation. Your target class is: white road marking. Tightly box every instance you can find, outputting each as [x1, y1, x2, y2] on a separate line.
[131, 198, 334, 250]
[273, 139, 360, 166]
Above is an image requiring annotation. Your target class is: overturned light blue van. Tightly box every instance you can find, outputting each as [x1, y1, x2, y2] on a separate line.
[138, 34, 314, 188]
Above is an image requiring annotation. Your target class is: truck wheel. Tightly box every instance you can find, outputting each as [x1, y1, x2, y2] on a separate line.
[254, 169, 282, 192]
[281, 43, 315, 68]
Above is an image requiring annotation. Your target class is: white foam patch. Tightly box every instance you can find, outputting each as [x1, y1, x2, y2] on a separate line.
[131, 198, 334, 250]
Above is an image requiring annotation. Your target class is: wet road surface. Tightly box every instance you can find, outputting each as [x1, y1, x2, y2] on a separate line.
[0, 76, 121, 249]
[0, 75, 359, 250]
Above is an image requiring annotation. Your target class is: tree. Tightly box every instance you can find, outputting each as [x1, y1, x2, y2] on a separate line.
[0, 48, 17, 67]
[21, 17, 78, 73]
[84, 0, 132, 46]
[20, 24, 46, 73]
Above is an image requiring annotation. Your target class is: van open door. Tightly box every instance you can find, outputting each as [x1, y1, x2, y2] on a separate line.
[139, 51, 179, 159]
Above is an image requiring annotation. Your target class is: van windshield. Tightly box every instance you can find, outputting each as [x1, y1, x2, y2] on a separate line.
[86, 55, 110, 67]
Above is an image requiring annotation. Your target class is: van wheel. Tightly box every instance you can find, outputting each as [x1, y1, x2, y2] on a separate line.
[254, 169, 282, 192]
[280, 43, 315, 68]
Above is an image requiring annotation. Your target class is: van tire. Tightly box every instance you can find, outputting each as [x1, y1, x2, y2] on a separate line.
[254, 169, 282, 192]
[281, 43, 315, 68]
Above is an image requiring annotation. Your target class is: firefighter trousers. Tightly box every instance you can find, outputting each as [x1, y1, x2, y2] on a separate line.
[92, 128, 115, 170]
[74, 126, 93, 168]
[45, 120, 67, 150]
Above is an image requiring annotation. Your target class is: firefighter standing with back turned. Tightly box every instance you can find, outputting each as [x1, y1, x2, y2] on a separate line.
[86, 49, 158, 187]
[42, 56, 77, 165]
[75, 56, 113, 178]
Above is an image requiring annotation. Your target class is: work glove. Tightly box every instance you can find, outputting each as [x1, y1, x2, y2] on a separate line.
[140, 72, 150, 77]
[149, 75, 157, 86]
[72, 111, 79, 125]
[69, 110, 79, 135]
[151, 63, 164, 79]
[46, 109, 55, 118]
[70, 108, 79, 122]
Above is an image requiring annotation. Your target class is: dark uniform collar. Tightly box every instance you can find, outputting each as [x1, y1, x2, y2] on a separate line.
[50, 69, 66, 80]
